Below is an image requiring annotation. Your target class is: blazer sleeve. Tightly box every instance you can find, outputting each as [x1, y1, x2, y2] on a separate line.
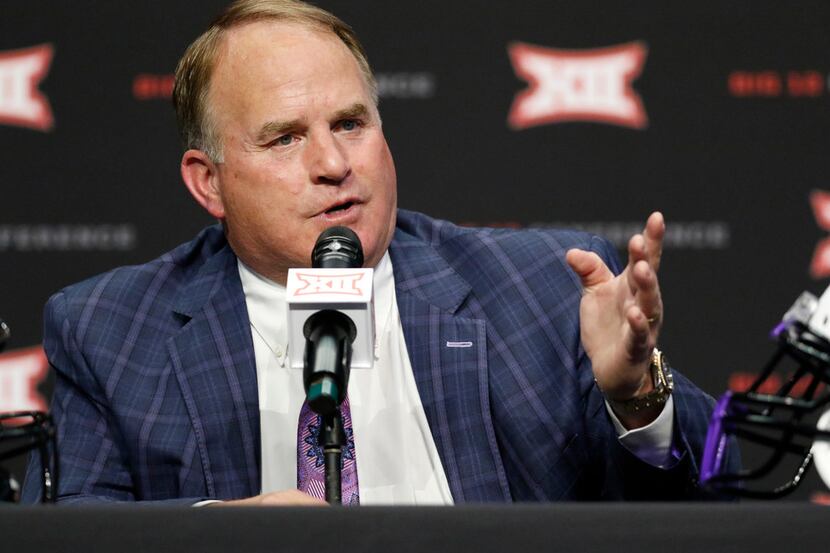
[20, 291, 207, 506]
[580, 235, 740, 500]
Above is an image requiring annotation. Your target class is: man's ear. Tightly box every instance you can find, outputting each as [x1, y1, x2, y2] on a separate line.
[181, 149, 225, 219]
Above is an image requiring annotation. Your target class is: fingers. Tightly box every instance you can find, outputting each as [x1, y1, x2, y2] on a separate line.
[623, 259, 662, 363]
[566, 249, 614, 289]
[625, 235, 647, 295]
[632, 259, 661, 321]
[625, 227, 663, 369]
[624, 304, 652, 361]
[643, 211, 665, 271]
[626, 212, 665, 276]
[626, 210, 665, 295]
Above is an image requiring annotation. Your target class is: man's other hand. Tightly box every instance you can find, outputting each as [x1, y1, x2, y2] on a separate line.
[211, 490, 328, 506]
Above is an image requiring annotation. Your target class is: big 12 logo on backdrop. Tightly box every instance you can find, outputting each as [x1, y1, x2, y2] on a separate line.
[810, 190, 830, 279]
[508, 41, 648, 130]
[0, 44, 54, 131]
[0, 346, 49, 417]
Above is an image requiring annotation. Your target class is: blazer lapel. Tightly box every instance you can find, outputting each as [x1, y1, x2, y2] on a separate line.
[390, 229, 511, 502]
[167, 242, 261, 499]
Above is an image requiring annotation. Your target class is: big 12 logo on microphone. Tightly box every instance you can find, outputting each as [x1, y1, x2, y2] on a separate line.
[0, 44, 54, 131]
[508, 41, 648, 130]
[293, 271, 368, 298]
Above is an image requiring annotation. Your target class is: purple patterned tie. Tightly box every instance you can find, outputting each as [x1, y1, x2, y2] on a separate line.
[297, 396, 360, 505]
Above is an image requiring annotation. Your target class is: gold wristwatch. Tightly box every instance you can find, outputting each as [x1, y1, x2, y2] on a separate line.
[609, 348, 674, 414]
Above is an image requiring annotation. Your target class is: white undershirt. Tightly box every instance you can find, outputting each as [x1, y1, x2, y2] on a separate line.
[237, 252, 674, 506]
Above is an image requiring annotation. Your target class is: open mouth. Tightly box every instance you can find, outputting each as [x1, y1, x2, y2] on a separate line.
[325, 201, 355, 214]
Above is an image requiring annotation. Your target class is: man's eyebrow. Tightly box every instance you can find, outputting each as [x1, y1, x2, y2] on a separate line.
[333, 103, 369, 121]
[254, 104, 370, 143]
[255, 119, 301, 144]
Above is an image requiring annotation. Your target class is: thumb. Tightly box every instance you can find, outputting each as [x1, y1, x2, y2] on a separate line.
[566, 248, 614, 289]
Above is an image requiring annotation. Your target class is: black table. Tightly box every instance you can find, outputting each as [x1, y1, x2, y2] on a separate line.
[2, 503, 826, 553]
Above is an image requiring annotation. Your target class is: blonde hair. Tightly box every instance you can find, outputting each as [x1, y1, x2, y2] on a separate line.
[173, 0, 377, 162]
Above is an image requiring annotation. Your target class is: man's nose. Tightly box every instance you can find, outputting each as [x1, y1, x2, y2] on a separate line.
[308, 132, 350, 185]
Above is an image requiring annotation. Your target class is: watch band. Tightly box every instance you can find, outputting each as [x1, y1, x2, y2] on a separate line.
[608, 348, 674, 414]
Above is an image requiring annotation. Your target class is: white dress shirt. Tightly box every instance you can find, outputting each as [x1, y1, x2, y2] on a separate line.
[240, 253, 453, 505]
[237, 252, 674, 505]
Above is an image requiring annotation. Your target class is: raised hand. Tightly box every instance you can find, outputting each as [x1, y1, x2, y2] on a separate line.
[565, 212, 665, 427]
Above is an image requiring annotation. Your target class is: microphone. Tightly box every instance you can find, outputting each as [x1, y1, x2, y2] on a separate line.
[311, 226, 364, 269]
[304, 227, 362, 415]
[286, 227, 375, 416]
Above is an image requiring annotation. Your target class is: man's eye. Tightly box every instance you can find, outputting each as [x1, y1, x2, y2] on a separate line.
[276, 135, 294, 146]
[340, 119, 359, 131]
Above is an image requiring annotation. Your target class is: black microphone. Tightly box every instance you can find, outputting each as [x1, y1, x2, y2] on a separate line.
[311, 226, 364, 269]
[302, 227, 363, 416]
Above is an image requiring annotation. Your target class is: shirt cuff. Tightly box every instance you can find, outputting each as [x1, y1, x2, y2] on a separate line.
[605, 395, 675, 468]
[192, 499, 224, 507]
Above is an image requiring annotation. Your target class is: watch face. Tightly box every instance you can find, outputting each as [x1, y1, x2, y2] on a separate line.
[662, 359, 674, 392]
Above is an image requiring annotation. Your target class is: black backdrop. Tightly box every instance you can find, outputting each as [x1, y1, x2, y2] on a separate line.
[2, 1, 829, 501]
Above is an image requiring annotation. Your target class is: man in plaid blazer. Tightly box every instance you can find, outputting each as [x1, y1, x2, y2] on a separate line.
[23, 209, 722, 504]
[23, 0, 733, 504]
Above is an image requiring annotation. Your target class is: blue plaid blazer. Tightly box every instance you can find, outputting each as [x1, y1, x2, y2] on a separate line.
[23, 209, 724, 504]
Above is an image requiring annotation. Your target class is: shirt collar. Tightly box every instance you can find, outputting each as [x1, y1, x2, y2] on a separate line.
[238, 251, 395, 364]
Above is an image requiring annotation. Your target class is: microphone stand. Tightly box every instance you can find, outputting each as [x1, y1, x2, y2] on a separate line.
[320, 411, 345, 504]
[304, 310, 355, 505]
